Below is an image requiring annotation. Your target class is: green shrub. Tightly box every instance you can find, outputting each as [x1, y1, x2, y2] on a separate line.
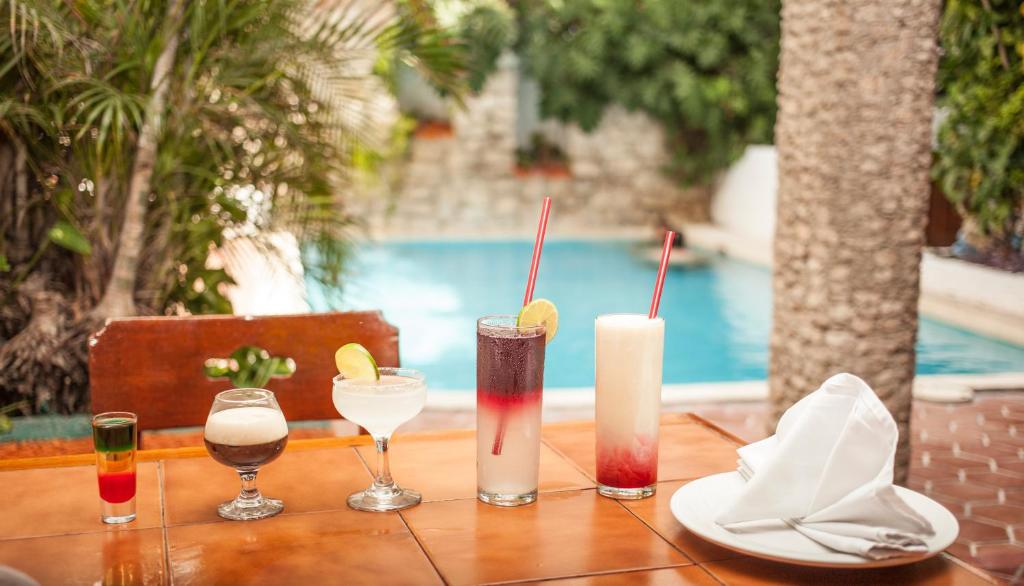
[516, 0, 780, 185]
[430, 0, 516, 94]
[934, 0, 1024, 253]
[458, 1, 517, 93]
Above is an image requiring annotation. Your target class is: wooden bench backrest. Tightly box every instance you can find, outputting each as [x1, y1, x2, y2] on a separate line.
[89, 312, 399, 433]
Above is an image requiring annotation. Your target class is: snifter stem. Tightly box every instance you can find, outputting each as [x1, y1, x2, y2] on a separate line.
[237, 471, 261, 505]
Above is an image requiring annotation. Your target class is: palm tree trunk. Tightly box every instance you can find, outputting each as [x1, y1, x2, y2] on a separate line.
[90, 0, 186, 320]
[769, 0, 942, 483]
[12, 140, 30, 258]
[0, 141, 13, 252]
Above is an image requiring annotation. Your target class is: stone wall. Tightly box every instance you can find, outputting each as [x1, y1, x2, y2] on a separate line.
[355, 54, 706, 237]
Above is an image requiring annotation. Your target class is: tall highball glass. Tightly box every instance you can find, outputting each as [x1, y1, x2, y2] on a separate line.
[477, 316, 546, 506]
[595, 314, 664, 499]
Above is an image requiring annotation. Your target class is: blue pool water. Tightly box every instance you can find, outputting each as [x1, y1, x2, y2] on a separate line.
[308, 240, 1024, 390]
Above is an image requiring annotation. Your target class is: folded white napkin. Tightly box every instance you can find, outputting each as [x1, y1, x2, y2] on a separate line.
[715, 373, 935, 560]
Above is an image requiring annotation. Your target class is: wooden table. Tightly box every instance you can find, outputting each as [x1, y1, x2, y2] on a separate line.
[0, 414, 995, 585]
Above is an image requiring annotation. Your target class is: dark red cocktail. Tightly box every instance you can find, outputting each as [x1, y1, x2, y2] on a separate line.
[476, 316, 545, 506]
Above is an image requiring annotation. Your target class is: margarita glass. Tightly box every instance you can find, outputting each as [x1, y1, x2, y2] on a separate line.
[333, 367, 426, 512]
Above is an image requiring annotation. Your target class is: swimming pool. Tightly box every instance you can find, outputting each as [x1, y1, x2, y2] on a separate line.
[308, 240, 1024, 390]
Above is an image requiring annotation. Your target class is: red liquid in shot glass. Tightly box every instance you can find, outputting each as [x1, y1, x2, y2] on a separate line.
[98, 470, 137, 504]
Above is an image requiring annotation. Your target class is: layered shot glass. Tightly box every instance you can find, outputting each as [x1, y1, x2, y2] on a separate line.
[93, 412, 138, 523]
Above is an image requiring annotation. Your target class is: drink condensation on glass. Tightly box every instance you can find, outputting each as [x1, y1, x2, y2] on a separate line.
[595, 314, 664, 499]
[92, 412, 138, 524]
[477, 316, 545, 506]
[204, 388, 289, 520]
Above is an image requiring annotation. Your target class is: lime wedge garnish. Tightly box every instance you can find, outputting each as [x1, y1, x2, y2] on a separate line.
[334, 343, 380, 381]
[517, 298, 558, 343]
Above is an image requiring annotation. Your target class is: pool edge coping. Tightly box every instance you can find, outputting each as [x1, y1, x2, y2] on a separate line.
[423, 372, 1024, 410]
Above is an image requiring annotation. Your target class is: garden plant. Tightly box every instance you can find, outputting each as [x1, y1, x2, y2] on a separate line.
[0, 0, 466, 413]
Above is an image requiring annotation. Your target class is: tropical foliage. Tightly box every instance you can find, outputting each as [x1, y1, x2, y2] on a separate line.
[934, 0, 1024, 259]
[203, 345, 297, 389]
[454, 0, 516, 92]
[0, 0, 465, 413]
[515, 0, 780, 184]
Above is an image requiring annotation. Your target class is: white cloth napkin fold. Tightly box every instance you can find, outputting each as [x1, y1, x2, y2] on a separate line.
[715, 373, 935, 560]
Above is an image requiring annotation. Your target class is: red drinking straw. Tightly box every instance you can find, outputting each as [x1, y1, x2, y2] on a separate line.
[523, 196, 552, 306]
[493, 196, 553, 456]
[648, 231, 675, 319]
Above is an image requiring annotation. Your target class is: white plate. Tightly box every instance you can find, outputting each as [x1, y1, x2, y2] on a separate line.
[670, 472, 960, 569]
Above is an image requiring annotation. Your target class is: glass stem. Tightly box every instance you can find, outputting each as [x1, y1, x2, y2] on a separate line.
[374, 436, 395, 489]
[237, 470, 261, 505]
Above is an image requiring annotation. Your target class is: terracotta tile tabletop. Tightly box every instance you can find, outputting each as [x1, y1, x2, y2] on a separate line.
[0, 414, 998, 585]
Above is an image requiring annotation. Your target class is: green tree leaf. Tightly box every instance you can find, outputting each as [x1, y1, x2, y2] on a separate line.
[48, 221, 92, 256]
[934, 0, 1024, 254]
[515, 0, 780, 185]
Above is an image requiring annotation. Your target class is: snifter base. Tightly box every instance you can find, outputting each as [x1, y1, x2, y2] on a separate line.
[217, 496, 283, 521]
[478, 489, 537, 507]
[597, 483, 655, 500]
[347, 486, 422, 512]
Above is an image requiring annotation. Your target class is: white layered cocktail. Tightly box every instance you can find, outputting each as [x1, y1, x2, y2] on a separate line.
[595, 314, 664, 499]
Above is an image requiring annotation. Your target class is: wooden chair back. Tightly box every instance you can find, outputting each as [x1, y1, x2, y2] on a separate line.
[88, 312, 399, 433]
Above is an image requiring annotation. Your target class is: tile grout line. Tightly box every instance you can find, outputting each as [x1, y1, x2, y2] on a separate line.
[540, 436, 714, 493]
[685, 414, 747, 447]
[351, 446, 450, 585]
[939, 552, 1005, 584]
[160, 446, 375, 529]
[539, 437, 597, 485]
[695, 564, 728, 586]
[479, 564, 708, 585]
[158, 460, 172, 586]
[0, 526, 149, 543]
[397, 510, 449, 586]
[611, 497, 702, 567]
[542, 423, 738, 583]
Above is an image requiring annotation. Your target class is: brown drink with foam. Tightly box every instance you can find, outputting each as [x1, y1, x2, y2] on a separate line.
[204, 406, 288, 471]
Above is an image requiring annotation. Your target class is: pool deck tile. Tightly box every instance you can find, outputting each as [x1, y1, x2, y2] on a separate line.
[400, 489, 692, 585]
[354, 429, 595, 502]
[693, 391, 1024, 584]
[0, 462, 162, 540]
[0, 528, 166, 585]
[162, 446, 371, 526]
